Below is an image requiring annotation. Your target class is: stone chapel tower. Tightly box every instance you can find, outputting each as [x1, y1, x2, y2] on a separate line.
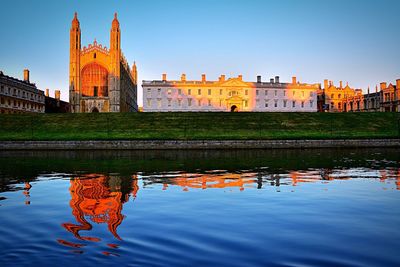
[69, 12, 81, 113]
[109, 13, 121, 112]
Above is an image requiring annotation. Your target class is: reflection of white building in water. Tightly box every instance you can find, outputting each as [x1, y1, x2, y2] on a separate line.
[142, 74, 320, 112]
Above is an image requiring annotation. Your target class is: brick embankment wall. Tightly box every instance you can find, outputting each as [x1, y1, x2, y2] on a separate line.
[0, 139, 399, 150]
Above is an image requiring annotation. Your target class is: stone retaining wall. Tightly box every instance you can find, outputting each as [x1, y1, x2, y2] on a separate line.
[0, 139, 399, 150]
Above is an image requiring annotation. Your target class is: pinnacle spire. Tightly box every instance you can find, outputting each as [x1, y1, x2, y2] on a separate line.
[72, 12, 80, 28]
[112, 12, 120, 28]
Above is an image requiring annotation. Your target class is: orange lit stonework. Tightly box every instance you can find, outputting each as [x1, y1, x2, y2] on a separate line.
[69, 13, 138, 113]
[142, 74, 320, 112]
[317, 80, 359, 112]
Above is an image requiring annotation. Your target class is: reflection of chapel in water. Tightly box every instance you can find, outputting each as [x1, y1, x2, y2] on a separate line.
[61, 174, 138, 241]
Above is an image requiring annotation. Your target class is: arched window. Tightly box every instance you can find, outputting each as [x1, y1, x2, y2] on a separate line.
[81, 63, 109, 97]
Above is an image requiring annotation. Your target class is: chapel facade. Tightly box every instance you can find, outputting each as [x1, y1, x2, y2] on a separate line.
[69, 13, 138, 113]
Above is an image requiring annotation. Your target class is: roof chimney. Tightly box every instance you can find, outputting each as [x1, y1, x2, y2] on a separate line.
[181, 73, 186, 82]
[45, 89, 49, 97]
[162, 73, 167, 82]
[238, 75, 243, 81]
[380, 82, 387, 90]
[220, 75, 225, 82]
[270, 78, 274, 83]
[292, 76, 297, 84]
[23, 69, 30, 82]
[257, 75, 261, 83]
[55, 90, 60, 100]
[339, 81, 343, 88]
[275, 76, 280, 83]
[324, 79, 328, 89]
[396, 79, 400, 90]
[202, 74, 206, 82]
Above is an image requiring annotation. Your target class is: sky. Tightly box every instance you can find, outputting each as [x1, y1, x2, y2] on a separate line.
[0, 0, 399, 104]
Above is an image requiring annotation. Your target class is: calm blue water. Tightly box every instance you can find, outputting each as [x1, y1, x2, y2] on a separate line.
[0, 149, 399, 267]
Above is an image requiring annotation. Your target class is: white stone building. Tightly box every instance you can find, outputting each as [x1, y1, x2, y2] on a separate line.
[142, 74, 320, 112]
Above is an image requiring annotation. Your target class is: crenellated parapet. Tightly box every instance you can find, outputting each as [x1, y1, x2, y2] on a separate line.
[81, 39, 110, 55]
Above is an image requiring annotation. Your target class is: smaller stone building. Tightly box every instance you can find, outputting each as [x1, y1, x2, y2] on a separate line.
[317, 80, 358, 112]
[0, 70, 45, 114]
[45, 89, 70, 113]
[342, 80, 399, 112]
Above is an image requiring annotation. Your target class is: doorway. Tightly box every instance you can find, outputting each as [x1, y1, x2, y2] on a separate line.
[230, 105, 238, 112]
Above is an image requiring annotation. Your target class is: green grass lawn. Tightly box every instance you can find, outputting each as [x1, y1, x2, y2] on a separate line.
[0, 112, 399, 141]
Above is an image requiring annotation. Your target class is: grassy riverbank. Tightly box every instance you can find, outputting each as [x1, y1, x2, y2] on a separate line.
[0, 112, 399, 141]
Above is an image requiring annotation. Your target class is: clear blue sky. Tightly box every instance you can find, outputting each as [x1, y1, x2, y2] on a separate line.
[0, 0, 399, 104]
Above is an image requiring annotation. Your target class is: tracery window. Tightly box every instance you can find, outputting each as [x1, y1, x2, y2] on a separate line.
[81, 63, 108, 97]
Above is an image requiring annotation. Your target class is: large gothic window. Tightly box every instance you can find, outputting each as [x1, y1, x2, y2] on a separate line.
[81, 63, 108, 97]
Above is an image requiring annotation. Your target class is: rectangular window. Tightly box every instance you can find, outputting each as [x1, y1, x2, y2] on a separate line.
[157, 99, 161, 108]
[198, 99, 201, 106]
[302, 91, 305, 97]
[147, 88, 151, 95]
[188, 89, 191, 95]
[147, 99, 152, 107]
[167, 89, 172, 95]
[244, 100, 248, 107]
[158, 88, 161, 96]
[283, 100, 287, 107]
[178, 99, 182, 106]
[293, 91, 296, 96]
[245, 90, 248, 96]
[274, 90, 277, 96]
[274, 100, 278, 108]
[256, 99, 260, 107]
[178, 89, 182, 95]
[168, 99, 172, 107]
[301, 101, 304, 108]
[265, 90, 268, 96]
[283, 90, 286, 96]
[265, 101, 268, 108]
[208, 99, 212, 106]
[220, 89, 223, 95]
[93, 86, 98, 97]
[198, 89, 201, 95]
[208, 89, 211, 95]
[292, 101, 296, 108]
[188, 98, 192, 106]
[256, 90, 259, 96]
[310, 100, 313, 107]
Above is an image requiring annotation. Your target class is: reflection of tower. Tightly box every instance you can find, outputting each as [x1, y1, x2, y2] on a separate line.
[23, 182, 32, 205]
[62, 174, 139, 241]
[396, 169, 400, 190]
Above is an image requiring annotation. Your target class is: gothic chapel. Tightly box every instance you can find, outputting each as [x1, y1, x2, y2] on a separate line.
[69, 12, 138, 113]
